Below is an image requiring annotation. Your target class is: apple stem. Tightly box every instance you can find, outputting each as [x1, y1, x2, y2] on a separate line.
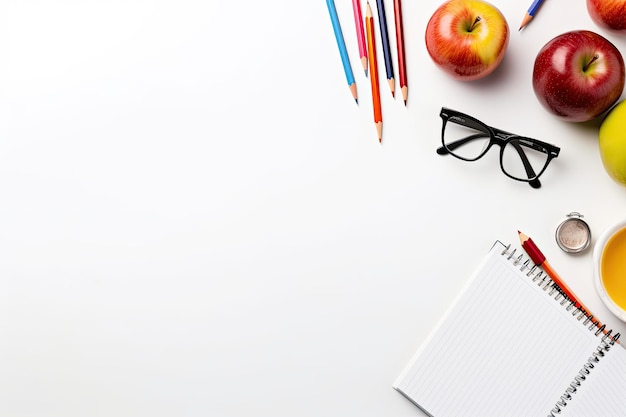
[469, 16, 481, 32]
[583, 54, 600, 72]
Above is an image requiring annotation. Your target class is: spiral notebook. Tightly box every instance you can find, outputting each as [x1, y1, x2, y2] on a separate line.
[393, 241, 626, 417]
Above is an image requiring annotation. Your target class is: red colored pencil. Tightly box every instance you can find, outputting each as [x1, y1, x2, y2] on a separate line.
[366, 2, 382, 143]
[393, 0, 407, 105]
[518, 231, 581, 307]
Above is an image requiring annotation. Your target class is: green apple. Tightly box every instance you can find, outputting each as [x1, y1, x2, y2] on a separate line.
[599, 100, 626, 184]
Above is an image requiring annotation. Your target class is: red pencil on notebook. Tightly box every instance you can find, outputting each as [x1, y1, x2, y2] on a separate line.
[517, 230, 608, 343]
[517, 230, 620, 343]
[518, 231, 582, 308]
[517, 231, 610, 335]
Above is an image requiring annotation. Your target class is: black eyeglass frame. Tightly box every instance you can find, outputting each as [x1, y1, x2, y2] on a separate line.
[436, 107, 561, 189]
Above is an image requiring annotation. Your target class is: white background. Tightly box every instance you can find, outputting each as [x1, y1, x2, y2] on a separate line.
[1, 0, 626, 416]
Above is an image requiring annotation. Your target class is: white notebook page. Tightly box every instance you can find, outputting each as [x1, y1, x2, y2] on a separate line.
[562, 344, 626, 416]
[393, 244, 601, 417]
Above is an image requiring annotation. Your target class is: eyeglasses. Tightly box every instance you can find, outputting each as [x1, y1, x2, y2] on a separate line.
[436, 107, 560, 189]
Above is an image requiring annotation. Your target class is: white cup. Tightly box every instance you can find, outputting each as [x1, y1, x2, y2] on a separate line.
[593, 219, 626, 323]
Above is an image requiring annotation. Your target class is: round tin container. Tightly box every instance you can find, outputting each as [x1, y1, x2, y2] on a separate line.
[555, 212, 591, 254]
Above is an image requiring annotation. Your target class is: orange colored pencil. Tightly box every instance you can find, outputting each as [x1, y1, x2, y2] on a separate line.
[518, 231, 609, 334]
[365, 2, 382, 143]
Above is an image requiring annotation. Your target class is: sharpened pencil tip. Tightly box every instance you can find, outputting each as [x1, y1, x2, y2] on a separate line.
[364, 70, 368, 77]
[404, 100, 407, 106]
[519, 14, 532, 31]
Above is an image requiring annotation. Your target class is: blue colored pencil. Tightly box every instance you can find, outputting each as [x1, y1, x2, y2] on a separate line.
[519, 0, 545, 30]
[326, 0, 358, 103]
[375, 0, 394, 97]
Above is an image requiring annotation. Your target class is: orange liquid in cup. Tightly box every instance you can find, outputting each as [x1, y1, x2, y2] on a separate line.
[601, 227, 626, 310]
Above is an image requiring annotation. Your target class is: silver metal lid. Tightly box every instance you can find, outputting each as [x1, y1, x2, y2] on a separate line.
[555, 212, 591, 254]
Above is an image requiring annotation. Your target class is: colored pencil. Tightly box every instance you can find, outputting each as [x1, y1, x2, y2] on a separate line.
[352, 0, 368, 76]
[366, 2, 382, 143]
[393, 0, 407, 105]
[375, 0, 395, 97]
[519, 0, 545, 30]
[518, 231, 582, 308]
[518, 231, 608, 334]
[326, 0, 358, 103]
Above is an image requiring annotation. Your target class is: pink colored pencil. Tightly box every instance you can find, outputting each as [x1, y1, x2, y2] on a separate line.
[352, 0, 368, 76]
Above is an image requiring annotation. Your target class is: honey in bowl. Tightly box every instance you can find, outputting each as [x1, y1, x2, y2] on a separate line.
[601, 227, 626, 311]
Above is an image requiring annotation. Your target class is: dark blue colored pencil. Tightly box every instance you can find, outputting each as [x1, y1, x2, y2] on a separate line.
[375, 0, 394, 97]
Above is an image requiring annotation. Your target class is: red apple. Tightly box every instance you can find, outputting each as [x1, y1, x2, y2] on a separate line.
[587, 0, 626, 32]
[425, 0, 509, 81]
[532, 30, 625, 122]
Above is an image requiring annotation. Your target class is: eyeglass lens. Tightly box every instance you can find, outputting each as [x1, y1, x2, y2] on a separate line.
[443, 118, 490, 161]
[501, 139, 549, 180]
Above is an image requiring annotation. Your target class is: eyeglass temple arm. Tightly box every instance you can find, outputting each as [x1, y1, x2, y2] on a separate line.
[436, 133, 488, 155]
[492, 127, 545, 188]
[508, 140, 541, 189]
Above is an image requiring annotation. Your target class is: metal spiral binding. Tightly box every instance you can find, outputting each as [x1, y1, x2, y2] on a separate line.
[499, 243, 621, 416]
[548, 331, 621, 416]
[500, 243, 607, 330]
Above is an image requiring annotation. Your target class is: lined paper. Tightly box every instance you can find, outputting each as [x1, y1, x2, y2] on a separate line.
[393, 243, 605, 417]
[562, 345, 626, 416]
